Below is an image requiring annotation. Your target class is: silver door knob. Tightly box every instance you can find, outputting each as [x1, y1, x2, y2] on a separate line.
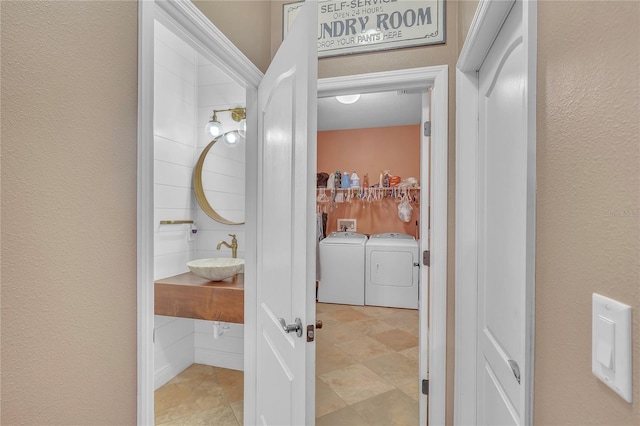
[278, 317, 303, 337]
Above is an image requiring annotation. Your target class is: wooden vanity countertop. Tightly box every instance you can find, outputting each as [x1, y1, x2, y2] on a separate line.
[154, 272, 243, 323]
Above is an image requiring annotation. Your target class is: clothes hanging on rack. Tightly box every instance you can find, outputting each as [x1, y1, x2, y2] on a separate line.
[316, 211, 325, 280]
[322, 212, 328, 238]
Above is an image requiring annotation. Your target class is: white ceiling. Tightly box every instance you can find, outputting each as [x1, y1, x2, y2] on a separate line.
[317, 90, 423, 131]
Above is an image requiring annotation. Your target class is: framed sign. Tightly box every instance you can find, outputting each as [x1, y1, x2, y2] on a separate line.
[283, 0, 445, 58]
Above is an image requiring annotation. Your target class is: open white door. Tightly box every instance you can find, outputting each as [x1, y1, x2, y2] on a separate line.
[476, 1, 533, 424]
[455, 0, 536, 423]
[254, 1, 318, 425]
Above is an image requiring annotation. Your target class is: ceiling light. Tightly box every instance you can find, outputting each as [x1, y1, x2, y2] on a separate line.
[336, 94, 360, 104]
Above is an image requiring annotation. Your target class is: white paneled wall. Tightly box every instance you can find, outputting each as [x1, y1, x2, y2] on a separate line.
[194, 53, 246, 368]
[154, 20, 197, 280]
[153, 23, 246, 389]
[194, 321, 244, 371]
[153, 21, 196, 389]
[196, 52, 247, 261]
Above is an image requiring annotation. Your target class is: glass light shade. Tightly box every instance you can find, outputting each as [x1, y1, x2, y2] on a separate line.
[205, 120, 224, 138]
[223, 131, 240, 147]
[336, 94, 361, 104]
[238, 119, 247, 138]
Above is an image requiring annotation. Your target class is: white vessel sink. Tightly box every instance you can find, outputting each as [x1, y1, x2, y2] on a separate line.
[186, 258, 244, 281]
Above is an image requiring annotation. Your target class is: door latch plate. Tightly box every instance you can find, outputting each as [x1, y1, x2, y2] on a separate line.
[307, 324, 315, 342]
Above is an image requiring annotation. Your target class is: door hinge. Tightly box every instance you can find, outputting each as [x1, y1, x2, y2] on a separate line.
[423, 121, 431, 137]
[423, 250, 430, 267]
[422, 379, 429, 395]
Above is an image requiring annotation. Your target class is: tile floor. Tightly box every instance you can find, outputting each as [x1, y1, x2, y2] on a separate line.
[155, 303, 420, 425]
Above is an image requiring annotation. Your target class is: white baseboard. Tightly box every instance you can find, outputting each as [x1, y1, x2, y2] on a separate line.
[195, 347, 244, 371]
[154, 360, 191, 390]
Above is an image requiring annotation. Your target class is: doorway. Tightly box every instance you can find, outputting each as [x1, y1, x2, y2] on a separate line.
[314, 88, 424, 424]
[317, 67, 448, 425]
[137, 1, 262, 424]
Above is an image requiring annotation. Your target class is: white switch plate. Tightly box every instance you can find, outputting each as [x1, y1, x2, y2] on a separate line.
[592, 293, 632, 403]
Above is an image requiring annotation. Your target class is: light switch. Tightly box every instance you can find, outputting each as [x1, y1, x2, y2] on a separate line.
[595, 315, 614, 370]
[592, 293, 632, 403]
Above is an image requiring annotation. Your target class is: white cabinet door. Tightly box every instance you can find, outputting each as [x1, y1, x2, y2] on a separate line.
[476, 1, 530, 425]
[254, 1, 318, 425]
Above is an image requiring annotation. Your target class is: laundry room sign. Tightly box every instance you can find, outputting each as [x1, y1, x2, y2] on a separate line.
[283, 0, 445, 58]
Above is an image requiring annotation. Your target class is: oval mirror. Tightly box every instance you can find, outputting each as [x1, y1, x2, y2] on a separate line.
[194, 133, 245, 225]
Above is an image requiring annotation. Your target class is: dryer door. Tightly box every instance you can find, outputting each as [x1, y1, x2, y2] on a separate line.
[366, 244, 419, 309]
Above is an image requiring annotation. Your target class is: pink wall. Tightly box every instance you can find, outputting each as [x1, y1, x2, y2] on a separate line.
[318, 125, 420, 184]
[317, 125, 421, 236]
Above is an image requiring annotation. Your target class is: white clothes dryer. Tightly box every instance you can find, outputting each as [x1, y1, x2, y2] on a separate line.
[318, 232, 367, 305]
[365, 233, 419, 309]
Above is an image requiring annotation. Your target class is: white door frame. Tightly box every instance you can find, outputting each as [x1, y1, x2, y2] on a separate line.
[319, 65, 448, 426]
[137, 1, 262, 424]
[454, 0, 536, 424]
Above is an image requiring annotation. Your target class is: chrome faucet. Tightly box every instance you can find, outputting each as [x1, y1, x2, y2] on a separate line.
[216, 234, 238, 258]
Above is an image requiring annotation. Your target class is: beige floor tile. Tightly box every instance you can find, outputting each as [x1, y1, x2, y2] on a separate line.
[329, 307, 371, 322]
[351, 388, 419, 426]
[379, 307, 419, 321]
[316, 377, 347, 417]
[230, 400, 243, 424]
[348, 318, 396, 336]
[316, 406, 370, 426]
[397, 379, 421, 402]
[399, 345, 420, 362]
[378, 308, 418, 320]
[155, 397, 202, 424]
[155, 383, 200, 424]
[352, 305, 405, 318]
[192, 383, 228, 411]
[169, 364, 216, 386]
[319, 363, 394, 405]
[159, 404, 239, 426]
[316, 344, 358, 375]
[156, 365, 243, 424]
[371, 329, 419, 352]
[317, 310, 336, 322]
[334, 336, 392, 362]
[362, 352, 419, 386]
[316, 320, 362, 346]
[317, 302, 352, 313]
[213, 367, 244, 402]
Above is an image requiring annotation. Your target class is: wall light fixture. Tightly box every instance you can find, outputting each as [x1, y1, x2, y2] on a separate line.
[205, 107, 246, 146]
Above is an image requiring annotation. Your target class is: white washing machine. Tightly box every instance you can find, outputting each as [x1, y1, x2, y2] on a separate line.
[365, 233, 420, 309]
[318, 232, 367, 305]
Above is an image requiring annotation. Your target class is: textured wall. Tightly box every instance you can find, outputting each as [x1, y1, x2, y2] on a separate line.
[318, 125, 421, 236]
[535, 1, 640, 423]
[193, 0, 272, 73]
[457, 0, 478, 54]
[1, 1, 138, 424]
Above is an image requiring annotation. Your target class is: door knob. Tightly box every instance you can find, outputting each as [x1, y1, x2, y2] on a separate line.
[278, 317, 303, 337]
[316, 320, 323, 329]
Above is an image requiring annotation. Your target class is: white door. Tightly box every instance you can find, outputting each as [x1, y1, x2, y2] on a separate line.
[255, 1, 318, 425]
[476, 1, 531, 424]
